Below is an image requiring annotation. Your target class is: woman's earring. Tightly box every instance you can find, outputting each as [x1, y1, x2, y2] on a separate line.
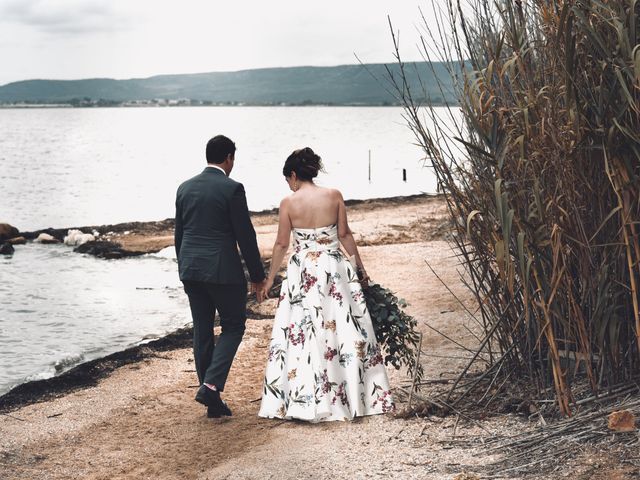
[294, 181, 299, 191]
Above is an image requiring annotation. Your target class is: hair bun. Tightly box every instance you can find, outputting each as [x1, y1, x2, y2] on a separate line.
[282, 147, 324, 181]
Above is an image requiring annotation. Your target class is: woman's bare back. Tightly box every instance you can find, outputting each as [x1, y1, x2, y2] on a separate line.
[287, 185, 340, 229]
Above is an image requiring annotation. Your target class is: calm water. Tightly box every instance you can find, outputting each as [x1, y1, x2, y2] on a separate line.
[0, 243, 187, 396]
[0, 106, 455, 396]
[0, 106, 441, 231]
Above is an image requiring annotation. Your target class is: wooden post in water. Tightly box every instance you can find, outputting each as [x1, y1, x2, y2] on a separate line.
[402, 168, 407, 182]
[368, 150, 371, 183]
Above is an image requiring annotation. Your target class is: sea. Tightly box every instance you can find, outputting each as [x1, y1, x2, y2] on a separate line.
[0, 105, 455, 396]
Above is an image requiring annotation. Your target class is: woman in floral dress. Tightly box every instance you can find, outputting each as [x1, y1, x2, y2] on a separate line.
[258, 147, 394, 422]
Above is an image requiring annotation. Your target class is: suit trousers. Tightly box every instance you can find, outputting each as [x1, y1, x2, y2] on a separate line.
[182, 280, 247, 391]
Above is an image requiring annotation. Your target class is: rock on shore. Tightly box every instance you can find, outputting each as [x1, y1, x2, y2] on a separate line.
[74, 241, 145, 259]
[7, 236, 26, 245]
[0, 243, 14, 255]
[0, 223, 19, 242]
[35, 233, 60, 244]
[63, 229, 96, 246]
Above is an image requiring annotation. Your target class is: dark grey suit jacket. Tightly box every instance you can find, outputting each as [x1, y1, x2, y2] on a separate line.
[174, 167, 265, 284]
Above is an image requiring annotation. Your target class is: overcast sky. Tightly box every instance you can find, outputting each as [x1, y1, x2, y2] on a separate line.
[0, 0, 436, 86]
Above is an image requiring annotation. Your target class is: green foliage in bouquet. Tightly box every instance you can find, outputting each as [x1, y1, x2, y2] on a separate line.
[364, 282, 423, 383]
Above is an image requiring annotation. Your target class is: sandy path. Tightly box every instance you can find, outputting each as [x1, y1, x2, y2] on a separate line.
[196, 242, 497, 480]
[1, 327, 274, 480]
[0, 239, 492, 480]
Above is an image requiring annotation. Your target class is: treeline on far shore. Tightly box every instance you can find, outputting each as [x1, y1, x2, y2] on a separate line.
[0, 62, 458, 107]
[0, 97, 452, 108]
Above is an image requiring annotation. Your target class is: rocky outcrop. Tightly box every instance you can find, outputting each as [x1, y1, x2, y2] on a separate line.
[7, 236, 26, 245]
[74, 241, 145, 259]
[64, 229, 95, 246]
[19, 218, 180, 258]
[0, 223, 19, 242]
[35, 233, 60, 244]
[21, 219, 176, 243]
[0, 243, 15, 255]
[22, 228, 65, 242]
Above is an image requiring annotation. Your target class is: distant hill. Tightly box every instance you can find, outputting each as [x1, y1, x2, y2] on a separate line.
[0, 63, 457, 106]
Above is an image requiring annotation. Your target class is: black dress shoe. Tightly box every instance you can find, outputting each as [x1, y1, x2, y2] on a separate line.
[196, 385, 232, 417]
[195, 384, 208, 405]
[207, 396, 232, 417]
[207, 405, 222, 418]
[207, 400, 232, 418]
[219, 399, 232, 417]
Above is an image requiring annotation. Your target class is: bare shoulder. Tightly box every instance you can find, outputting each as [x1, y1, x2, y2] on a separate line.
[327, 188, 345, 202]
[279, 195, 292, 209]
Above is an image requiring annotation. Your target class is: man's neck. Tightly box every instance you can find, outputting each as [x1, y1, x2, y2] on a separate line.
[207, 164, 227, 176]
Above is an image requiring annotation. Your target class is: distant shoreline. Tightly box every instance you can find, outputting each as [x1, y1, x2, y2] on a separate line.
[0, 102, 439, 109]
[0, 62, 458, 110]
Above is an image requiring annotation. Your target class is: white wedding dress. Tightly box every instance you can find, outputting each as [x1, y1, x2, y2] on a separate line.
[258, 224, 394, 422]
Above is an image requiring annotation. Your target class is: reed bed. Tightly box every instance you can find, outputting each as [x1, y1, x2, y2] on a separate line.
[390, 0, 640, 415]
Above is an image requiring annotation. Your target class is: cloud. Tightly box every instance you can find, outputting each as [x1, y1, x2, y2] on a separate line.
[0, 0, 130, 34]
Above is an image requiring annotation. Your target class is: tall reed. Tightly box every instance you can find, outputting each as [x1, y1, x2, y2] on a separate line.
[391, 0, 640, 415]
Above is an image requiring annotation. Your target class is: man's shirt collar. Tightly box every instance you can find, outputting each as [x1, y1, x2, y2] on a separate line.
[206, 164, 226, 176]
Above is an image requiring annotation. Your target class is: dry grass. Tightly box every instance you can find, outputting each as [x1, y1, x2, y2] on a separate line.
[389, 0, 640, 415]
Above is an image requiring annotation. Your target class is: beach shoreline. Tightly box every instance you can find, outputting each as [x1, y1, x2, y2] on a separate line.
[0, 327, 193, 413]
[2, 193, 629, 479]
[0, 193, 447, 412]
[17, 193, 440, 253]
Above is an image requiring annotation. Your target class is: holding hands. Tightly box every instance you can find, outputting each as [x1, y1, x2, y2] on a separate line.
[259, 278, 274, 301]
[251, 279, 268, 303]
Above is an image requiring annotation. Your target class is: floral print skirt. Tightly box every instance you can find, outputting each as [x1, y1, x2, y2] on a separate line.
[258, 225, 394, 422]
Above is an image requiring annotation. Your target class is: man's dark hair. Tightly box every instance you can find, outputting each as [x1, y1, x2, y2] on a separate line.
[206, 135, 236, 164]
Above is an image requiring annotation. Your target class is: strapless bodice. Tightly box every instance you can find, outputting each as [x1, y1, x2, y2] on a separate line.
[292, 224, 339, 253]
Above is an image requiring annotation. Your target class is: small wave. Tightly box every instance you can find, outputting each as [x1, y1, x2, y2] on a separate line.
[14, 352, 87, 390]
[53, 352, 85, 373]
[24, 368, 56, 382]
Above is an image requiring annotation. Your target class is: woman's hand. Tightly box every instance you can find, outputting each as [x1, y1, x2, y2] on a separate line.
[260, 277, 274, 300]
[357, 266, 370, 288]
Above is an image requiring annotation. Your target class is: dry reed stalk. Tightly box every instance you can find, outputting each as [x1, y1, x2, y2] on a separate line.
[607, 154, 640, 355]
[387, 0, 640, 414]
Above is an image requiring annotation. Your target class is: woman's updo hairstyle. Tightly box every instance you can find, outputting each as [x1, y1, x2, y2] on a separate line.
[283, 147, 324, 181]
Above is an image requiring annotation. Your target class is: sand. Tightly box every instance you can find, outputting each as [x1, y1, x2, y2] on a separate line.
[0, 195, 633, 479]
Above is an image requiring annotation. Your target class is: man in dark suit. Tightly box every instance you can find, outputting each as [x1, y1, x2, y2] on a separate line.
[175, 135, 266, 418]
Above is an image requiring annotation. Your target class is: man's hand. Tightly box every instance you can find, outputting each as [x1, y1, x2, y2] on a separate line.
[260, 278, 274, 302]
[251, 279, 268, 303]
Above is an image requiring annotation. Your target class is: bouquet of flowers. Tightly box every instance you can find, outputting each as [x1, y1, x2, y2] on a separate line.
[363, 282, 423, 383]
